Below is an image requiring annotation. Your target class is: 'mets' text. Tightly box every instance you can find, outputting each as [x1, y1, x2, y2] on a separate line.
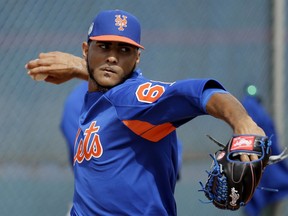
[74, 121, 103, 164]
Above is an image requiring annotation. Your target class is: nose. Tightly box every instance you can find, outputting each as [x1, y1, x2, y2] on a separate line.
[106, 50, 118, 64]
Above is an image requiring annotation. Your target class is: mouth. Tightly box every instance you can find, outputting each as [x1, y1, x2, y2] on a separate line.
[101, 66, 116, 74]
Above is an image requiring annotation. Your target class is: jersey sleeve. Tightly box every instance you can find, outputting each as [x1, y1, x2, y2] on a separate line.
[201, 88, 229, 113]
[108, 78, 226, 141]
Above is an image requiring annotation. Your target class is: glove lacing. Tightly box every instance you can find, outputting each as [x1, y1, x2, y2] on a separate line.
[199, 154, 228, 204]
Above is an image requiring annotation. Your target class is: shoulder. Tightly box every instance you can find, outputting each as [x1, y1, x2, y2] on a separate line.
[105, 72, 171, 105]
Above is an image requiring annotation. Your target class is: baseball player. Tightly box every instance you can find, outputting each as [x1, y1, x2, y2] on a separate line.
[26, 9, 265, 216]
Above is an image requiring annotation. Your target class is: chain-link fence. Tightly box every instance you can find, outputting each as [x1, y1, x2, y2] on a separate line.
[0, 0, 287, 215]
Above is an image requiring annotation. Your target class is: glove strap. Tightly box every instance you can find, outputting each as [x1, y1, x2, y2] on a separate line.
[206, 135, 225, 148]
[268, 147, 288, 165]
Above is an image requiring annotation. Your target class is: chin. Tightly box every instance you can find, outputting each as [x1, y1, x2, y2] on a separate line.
[97, 80, 117, 89]
[100, 77, 124, 87]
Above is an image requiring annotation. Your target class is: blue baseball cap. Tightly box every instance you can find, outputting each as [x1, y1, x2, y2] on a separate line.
[88, 10, 144, 49]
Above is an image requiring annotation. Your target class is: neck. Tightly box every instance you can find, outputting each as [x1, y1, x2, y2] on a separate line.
[88, 78, 109, 93]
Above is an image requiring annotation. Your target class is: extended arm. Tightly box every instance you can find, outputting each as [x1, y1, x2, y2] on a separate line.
[206, 92, 265, 161]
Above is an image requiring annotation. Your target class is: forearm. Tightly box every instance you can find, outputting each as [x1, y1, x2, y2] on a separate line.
[206, 93, 265, 135]
[72, 57, 89, 81]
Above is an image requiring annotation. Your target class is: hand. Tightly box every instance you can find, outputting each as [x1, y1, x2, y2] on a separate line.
[237, 124, 264, 162]
[25, 51, 88, 84]
[233, 117, 265, 162]
[206, 93, 265, 162]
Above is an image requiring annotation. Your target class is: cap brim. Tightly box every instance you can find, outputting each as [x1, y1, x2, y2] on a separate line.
[89, 35, 144, 49]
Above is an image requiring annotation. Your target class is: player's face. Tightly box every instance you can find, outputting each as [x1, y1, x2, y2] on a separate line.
[83, 41, 140, 91]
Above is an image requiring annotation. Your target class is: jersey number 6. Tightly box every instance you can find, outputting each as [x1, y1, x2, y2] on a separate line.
[136, 82, 165, 103]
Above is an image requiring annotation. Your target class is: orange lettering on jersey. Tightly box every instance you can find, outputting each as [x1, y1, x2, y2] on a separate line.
[74, 121, 103, 164]
[75, 139, 85, 163]
[90, 135, 103, 158]
[136, 82, 165, 103]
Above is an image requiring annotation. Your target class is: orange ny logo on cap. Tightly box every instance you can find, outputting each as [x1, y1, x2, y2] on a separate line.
[115, 15, 127, 31]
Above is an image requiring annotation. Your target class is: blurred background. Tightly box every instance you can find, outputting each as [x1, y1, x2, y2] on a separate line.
[0, 0, 288, 215]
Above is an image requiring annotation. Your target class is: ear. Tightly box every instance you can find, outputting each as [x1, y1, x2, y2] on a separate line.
[82, 42, 89, 61]
[136, 50, 141, 64]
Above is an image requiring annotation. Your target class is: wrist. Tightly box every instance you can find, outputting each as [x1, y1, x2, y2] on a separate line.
[73, 58, 89, 80]
[232, 116, 265, 136]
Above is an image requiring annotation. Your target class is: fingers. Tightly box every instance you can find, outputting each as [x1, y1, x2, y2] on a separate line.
[25, 58, 39, 70]
[240, 154, 250, 162]
[27, 66, 51, 75]
[250, 154, 258, 161]
[25, 51, 62, 70]
[26, 57, 54, 70]
[240, 154, 259, 162]
[25, 53, 63, 76]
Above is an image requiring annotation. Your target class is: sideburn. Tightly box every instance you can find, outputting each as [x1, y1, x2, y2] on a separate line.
[86, 58, 108, 92]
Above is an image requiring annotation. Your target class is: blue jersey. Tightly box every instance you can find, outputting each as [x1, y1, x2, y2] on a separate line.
[61, 81, 88, 165]
[61, 81, 183, 177]
[70, 69, 225, 216]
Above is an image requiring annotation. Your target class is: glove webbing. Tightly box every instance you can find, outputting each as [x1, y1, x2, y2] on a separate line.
[199, 154, 228, 204]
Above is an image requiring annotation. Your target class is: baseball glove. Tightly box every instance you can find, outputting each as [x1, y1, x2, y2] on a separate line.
[199, 134, 287, 210]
